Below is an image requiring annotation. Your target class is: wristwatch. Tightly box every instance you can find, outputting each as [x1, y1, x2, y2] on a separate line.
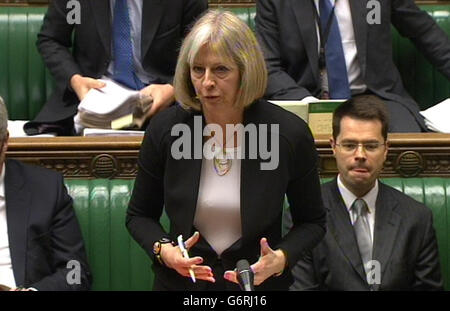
[153, 237, 173, 266]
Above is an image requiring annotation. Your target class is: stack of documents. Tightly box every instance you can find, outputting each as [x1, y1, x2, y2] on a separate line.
[76, 79, 151, 129]
[420, 98, 450, 133]
[83, 128, 144, 136]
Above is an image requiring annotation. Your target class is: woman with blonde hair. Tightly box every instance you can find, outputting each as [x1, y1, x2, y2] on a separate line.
[127, 10, 326, 291]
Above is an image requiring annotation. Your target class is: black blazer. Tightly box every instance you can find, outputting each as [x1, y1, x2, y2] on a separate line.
[28, 0, 207, 127]
[255, 0, 450, 126]
[126, 100, 326, 290]
[290, 178, 443, 290]
[5, 159, 91, 290]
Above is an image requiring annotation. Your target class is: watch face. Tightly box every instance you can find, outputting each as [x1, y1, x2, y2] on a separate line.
[153, 241, 161, 255]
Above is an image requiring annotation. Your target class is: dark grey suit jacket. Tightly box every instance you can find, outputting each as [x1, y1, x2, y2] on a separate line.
[5, 159, 91, 290]
[27, 0, 207, 131]
[255, 0, 450, 128]
[289, 178, 443, 290]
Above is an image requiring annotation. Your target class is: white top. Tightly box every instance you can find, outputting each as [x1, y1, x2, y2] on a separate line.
[337, 174, 378, 242]
[0, 163, 16, 288]
[194, 147, 242, 256]
[314, 0, 367, 95]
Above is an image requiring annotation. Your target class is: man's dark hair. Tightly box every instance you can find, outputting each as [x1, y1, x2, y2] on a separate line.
[332, 95, 389, 141]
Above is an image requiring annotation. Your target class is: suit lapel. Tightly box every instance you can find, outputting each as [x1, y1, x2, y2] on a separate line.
[372, 182, 401, 290]
[89, 0, 111, 58]
[5, 160, 31, 287]
[291, 0, 320, 83]
[349, 0, 368, 78]
[327, 179, 367, 282]
[141, 0, 163, 60]
[181, 112, 203, 237]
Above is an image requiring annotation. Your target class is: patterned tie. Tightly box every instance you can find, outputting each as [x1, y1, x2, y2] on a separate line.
[319, 0, 351, 99]
[112, 0, 144, 90]
[352, 198, 373, 276]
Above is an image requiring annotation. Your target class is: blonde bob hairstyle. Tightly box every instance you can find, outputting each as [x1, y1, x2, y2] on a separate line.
[174, 10, 267, 111]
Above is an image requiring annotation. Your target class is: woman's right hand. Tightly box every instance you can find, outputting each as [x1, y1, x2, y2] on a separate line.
[160, 231, 215, 283]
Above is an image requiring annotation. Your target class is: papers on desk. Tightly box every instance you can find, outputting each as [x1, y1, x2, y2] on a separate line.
[83, 128, 145, 137]
[270, 99, 346, 135]
[269, 100, 309, 122]
[76, 78, 151, 129]
[7, 120, 56, 137]
[420, 98, 450, 133]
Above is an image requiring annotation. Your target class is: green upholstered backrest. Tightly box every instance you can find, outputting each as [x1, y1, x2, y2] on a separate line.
[67, 178, 449, 290]
[0, 5, 448, 120]
[0, 7, 54, 120]
[65, 179, 153, 291]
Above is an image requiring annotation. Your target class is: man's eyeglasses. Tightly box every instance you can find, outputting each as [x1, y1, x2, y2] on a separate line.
[335, 142, 386, 153]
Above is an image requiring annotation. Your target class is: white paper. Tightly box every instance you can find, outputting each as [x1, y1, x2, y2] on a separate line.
[7, 120, 56, 137]
[420, 98, 450, 133]
[83, 128, 145, 137]
[78, 78, 140, 115]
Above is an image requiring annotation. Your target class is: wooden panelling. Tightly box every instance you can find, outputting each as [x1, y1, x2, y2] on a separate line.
[6, 133, 450, 179]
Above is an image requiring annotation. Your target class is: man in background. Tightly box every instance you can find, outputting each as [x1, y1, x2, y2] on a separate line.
[0, 96, 91, 290]
[256, 0, 450, 132]
[25, 0, 207, 135]
[288, 95, 443, 290]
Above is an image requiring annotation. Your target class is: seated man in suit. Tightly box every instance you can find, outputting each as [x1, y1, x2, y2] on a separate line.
[255, 0, 450, 132]
[287, 95, 443, 290]
[0, 97, 91, 290]
[25, 0, 208, 135]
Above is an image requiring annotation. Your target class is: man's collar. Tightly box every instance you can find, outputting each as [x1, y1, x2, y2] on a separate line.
[337, 174, 378, 214]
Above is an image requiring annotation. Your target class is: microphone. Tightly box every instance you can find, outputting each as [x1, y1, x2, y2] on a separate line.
[236, 259, 254, 291]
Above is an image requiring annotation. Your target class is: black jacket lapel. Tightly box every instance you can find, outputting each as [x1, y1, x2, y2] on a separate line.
[141, 0, 163, 59]
[291, 0, 320, 83]
[89, 0, 111, 59]
[5, 160, 31, 287]
[371, 182, 401, 290]
[326, 179, 367, 282]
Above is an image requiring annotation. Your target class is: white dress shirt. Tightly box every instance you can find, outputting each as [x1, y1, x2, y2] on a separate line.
[337, 174, 378, 242]
[314, 0, 367, 94]
[0, 163, 16, 288]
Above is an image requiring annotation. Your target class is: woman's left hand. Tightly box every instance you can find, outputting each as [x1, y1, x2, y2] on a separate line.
[223, 238, 286, 286]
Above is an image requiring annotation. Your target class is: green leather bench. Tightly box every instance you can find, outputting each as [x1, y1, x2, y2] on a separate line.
[0, 5, 449, 120]
[65, 178, 449, 291]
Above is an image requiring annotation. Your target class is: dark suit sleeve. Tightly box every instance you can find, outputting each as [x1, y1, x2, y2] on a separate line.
[126, 119, 168, 262]
[413, 208, 444, 290]
[255, 0, 314, 99]
[277, 124, 326, 270]
[282, 210, 321, 290]
[36, 0, 81, 92]
[30, 174, 91, 291]
[182, 0, 207, 34]
[391, 0, 450, 79]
